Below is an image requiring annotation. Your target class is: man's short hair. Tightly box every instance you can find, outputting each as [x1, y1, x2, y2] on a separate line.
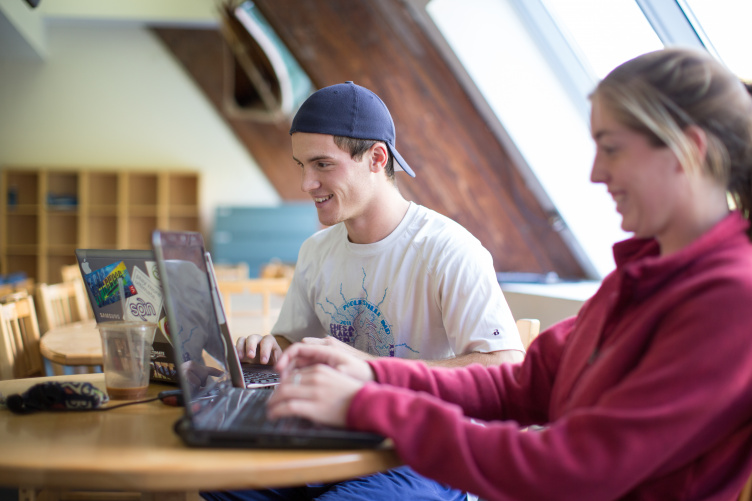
[333, 136, 395, 181]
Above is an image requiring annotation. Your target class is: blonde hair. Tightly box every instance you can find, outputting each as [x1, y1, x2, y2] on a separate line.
[591, 48, 752, 237]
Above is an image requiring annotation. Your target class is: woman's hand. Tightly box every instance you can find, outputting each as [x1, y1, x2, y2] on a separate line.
[267, 343, 376, 426]
[275, 343, 375, 383]
[300, 336, 376, 360]
[266, 363, 366, 427]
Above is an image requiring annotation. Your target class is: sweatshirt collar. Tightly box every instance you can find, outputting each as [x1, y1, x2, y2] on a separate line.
[612, 211, 749, 297]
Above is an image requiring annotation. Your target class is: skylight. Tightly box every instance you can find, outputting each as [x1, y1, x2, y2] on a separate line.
[424, 0, 742, 278]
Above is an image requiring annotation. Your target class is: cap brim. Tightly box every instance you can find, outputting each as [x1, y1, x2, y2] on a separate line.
[388, 145, 415, 178]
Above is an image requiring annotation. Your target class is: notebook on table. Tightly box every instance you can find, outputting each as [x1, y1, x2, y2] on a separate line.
[152, 229, 385, 449]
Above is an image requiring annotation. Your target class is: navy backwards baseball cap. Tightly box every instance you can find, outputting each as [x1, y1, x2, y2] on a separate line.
[289, 81, 415, 177]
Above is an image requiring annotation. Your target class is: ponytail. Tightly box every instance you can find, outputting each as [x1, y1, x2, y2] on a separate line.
[727, 81, 752, 240]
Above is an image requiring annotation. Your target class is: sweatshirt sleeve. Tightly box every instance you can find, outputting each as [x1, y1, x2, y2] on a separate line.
[347, 293, 752, 501]
[366, 317, 573, 424]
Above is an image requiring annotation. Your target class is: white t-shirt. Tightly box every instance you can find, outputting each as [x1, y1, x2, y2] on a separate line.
[272, 203, 524, 360]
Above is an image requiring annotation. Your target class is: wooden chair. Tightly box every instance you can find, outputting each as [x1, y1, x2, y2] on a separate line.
[0, 290, 29, 304]
[35, 282, 90, 334]
[36, 282, 96, 375]
[260, 259, 295, 280]
[213, 262, 250, 281]
[217, 277, 292, 337]
[0, 294, 45, 380]
[0, 277, 35, 303]
[60, 263, 82, 283]
[61, 263, 95, 320]
[516, 318, 541, 350]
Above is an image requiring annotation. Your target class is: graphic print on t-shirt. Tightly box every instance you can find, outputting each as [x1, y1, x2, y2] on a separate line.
[318, 270, 418, 357]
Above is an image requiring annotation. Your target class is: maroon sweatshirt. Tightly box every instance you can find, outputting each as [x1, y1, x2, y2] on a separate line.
[349, 212, 752, 501]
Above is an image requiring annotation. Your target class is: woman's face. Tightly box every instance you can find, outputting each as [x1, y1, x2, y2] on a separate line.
[589, 96, 686, 243]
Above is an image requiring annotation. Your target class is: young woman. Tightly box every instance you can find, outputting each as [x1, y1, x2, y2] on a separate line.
[266, 48, 752, 500]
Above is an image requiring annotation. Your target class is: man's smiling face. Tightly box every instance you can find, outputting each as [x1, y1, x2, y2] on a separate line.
[292, 132, 376, 228]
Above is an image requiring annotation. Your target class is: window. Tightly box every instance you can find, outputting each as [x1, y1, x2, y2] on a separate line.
[541, 0, 663, 80]
[422, 0, 742, 278]
[680, 0, 752, 80]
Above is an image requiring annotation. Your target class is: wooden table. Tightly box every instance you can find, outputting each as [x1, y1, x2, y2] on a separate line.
[0, 374, 400, 500]
[39, 319, 103, 368]
[38, 319, 259, 369]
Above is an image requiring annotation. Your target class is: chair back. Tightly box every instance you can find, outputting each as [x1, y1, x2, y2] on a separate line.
[61, 263, 82, 283]
[213, 262, 250, 282]
[217, 277, 292, 336]
[61, 263, 95, 320]
[35, 282, 89, 334]
[516, 318, 541, 350]
[260, 260, 295, 279]
[0, 277, 35, 303]
[0, 294, 44, 380]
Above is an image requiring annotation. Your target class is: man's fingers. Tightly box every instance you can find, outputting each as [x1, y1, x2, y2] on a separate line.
[257, 336, 282, 365]
[237, 334, 277, 362]
[236, 337, 255, 360]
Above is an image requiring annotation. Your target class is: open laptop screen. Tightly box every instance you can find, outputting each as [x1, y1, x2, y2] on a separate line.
[152, 231, 235, 411]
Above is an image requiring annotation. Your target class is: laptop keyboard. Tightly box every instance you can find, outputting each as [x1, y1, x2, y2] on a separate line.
[236, 389, 316, 432]
[242, 368, 280, 387]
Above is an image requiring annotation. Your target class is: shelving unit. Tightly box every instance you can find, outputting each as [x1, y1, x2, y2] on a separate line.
[1, 168, 200, 284]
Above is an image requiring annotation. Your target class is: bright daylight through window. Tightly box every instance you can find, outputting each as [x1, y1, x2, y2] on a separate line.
[426, 0, 747, 279]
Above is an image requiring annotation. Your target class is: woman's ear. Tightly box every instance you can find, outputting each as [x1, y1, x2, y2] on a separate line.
[369, 143, 389, 173]
[684, 125, 708, 168]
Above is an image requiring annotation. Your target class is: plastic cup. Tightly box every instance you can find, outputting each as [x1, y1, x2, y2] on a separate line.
[97, 321, 157, 400]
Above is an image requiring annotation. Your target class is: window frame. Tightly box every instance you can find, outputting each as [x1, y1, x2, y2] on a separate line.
[406, 0, 715, 279]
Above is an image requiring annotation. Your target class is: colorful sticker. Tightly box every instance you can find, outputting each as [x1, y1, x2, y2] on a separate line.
[83, 261, 137, 308]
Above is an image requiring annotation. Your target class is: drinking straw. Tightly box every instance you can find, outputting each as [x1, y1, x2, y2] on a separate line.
[118, 277, 139, 373]
[118, 277, 126, 321]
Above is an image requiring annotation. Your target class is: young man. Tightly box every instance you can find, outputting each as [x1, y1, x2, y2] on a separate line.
[217, 81, 524, 500]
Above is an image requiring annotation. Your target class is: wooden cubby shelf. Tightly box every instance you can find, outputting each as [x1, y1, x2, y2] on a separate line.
[1, 168, 200, 283]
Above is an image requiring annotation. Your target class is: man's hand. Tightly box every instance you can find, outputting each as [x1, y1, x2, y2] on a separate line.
[235, 334, 286, 365]
[300, 336, 376, 360]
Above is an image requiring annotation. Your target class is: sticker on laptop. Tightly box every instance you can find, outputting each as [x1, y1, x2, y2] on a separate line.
[83, 261, 137, 308]
[124, 266, 163, 325]
[145, 260, 161, 285]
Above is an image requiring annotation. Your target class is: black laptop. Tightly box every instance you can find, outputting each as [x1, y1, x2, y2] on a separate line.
[152, 229, 385, 449]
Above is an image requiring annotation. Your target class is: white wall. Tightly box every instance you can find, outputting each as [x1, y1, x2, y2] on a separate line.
[0, 20, 281, 238]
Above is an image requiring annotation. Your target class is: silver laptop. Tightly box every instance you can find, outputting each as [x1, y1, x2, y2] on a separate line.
[152, 229, 384, 449]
